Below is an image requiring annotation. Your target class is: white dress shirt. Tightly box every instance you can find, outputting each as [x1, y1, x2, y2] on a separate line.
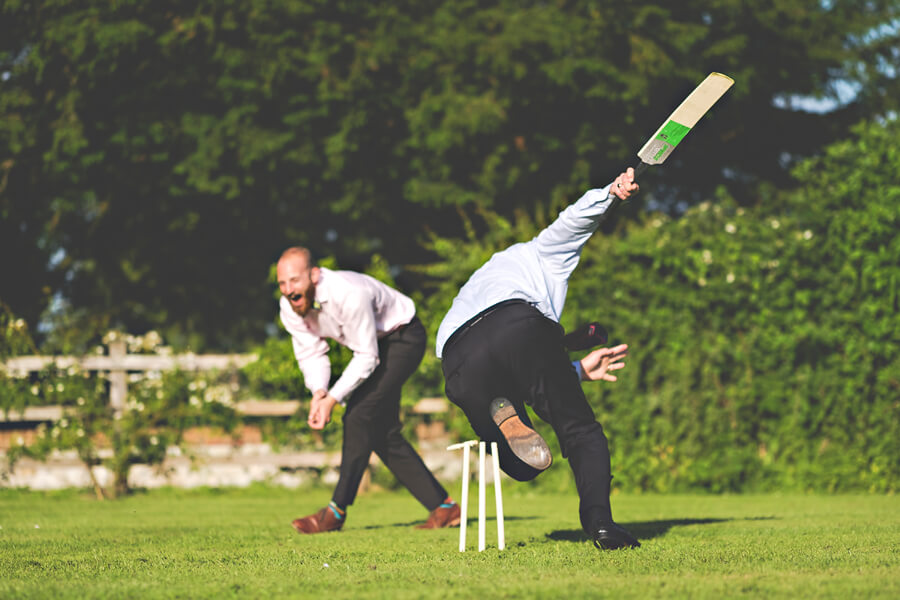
[279, 267, 416, 404]
[436, 183, 616, 358]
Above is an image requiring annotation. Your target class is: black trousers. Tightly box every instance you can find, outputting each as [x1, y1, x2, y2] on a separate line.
[441, 301, 613, 532]
[332, 316, 448, 511]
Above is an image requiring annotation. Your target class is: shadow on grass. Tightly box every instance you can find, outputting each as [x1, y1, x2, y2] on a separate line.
[362, 515, 537, 530]
[546, 516, 777, 543]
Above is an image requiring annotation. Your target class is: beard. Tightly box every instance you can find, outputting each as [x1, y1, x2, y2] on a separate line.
[287, 285, 316, 316]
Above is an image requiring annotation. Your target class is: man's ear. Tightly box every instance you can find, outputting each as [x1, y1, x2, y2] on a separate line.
[310, 266, 321, 284]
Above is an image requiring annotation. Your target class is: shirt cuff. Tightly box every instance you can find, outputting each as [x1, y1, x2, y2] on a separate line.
[572, 360, 584, 381]
[325, 388, 345, 406]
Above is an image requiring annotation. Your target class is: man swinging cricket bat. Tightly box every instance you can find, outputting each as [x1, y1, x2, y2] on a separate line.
[436, 73, 734, 550]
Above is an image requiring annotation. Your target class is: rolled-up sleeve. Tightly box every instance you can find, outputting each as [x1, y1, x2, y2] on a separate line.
[290, 333, 332, 394]
[327, 290, 380, 404]
[280, 303, 332, 394]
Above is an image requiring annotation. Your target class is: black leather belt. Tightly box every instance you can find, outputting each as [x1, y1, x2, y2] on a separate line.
[443, 299, 532, 353]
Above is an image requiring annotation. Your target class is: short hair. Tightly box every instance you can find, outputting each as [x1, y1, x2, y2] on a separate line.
[278, 246, 316, 267]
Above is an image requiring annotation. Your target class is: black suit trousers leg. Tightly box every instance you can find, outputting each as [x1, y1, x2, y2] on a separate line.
[441, 302, 614, 532]
[332, 317, 448, 511]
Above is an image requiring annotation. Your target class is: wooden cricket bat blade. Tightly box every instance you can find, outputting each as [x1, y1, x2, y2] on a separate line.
[636, 72, 734, 166]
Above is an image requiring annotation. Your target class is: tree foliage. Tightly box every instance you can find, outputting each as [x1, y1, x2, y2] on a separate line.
[1, 0, 898, 347]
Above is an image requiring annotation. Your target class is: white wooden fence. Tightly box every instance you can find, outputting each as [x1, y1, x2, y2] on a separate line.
[1, 340, 447, 426]
[2, 340, 259, 417]
[1, 341, 453, 490]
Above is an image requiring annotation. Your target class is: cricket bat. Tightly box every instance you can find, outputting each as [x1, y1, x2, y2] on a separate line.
[608, 72, 734, 202]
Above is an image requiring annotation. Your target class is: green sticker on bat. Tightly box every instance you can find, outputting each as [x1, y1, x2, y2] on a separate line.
[652, 143, 670, 162]
[655, 120, 691, 148]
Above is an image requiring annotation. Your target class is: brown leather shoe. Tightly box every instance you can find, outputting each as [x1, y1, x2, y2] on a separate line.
[291, 505, 345, 534]
[415, 502, 461, 529]
[490, 397, 552, 471]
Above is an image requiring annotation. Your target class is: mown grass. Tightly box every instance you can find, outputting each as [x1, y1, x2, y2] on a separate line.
[0, 484, 897, 599]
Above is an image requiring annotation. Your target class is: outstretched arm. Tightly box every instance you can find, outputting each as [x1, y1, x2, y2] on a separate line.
[535, 168, 640, 279]
[578, 344, 628, 382]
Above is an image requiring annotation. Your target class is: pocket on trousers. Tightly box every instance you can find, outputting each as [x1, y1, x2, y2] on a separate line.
[442, 361, 467, 405]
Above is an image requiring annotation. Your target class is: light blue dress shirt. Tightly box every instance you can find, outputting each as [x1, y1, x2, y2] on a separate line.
[436, 183, 616, 358]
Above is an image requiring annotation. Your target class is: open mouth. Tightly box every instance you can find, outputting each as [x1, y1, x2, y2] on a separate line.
[289, 293, 303, 303]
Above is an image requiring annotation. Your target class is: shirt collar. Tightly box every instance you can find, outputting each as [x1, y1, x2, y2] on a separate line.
[313, 266, 331, 306]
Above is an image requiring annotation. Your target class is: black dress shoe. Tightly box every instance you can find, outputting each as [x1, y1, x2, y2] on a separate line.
[592, 522, 641, 550]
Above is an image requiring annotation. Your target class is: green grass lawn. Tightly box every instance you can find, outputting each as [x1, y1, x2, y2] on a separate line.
[1, 484, 897, 599]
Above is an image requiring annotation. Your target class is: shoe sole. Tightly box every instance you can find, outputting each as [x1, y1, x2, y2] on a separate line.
[490, 398, 552, 471]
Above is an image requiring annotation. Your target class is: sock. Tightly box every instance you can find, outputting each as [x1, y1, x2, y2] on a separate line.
[328, 501, 345, 520]
[439, 496, 456, 509]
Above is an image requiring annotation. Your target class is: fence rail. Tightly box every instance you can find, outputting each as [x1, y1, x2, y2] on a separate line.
[3, 340, 256, 415]
[4, 353, 257, 372]
[0, 400, 302, 423]
[1, 340, 448, 423]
